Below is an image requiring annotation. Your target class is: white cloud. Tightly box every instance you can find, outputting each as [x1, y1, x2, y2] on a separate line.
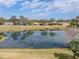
[0, 0, 17, 7]
[32, 0, 39, 3]
[1, 0, 79, 18]
[21, 0, 45, 9]
[52, 0, 79, 13]
[20, 0, 79, 13]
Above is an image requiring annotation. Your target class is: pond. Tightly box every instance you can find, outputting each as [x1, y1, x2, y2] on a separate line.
[0, 30, 78, 48]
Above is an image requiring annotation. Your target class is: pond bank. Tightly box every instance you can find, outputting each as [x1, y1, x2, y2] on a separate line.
[0, 48, 72, 59]
[0, 25, 64, 32]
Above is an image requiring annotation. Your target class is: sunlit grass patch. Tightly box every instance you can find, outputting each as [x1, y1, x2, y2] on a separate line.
[0, 34, 5, 42]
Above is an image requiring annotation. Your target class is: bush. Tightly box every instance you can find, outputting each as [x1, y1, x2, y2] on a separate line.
[0, 35, 3, 40]
[68, 40, 79, 59]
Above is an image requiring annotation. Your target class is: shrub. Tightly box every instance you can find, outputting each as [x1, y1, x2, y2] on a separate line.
[68, 40, 79, 59]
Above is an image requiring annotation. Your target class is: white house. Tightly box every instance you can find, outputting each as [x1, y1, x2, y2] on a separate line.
[4, 22, 14, 25]
[62, 22, 69, 27]
[33, 22, 40, 26]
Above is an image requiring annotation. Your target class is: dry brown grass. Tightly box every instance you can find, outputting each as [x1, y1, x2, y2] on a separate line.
[0, 25, 64, 32]
[0, 48, 72, 59]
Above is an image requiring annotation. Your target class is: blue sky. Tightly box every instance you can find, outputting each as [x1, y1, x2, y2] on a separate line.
[0, 0, 79, 20]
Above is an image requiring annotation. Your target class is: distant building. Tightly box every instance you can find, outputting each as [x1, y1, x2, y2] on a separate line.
[33, 22, 40, 26]
[15, 19, 27, 25]
[32, 22, 46, 26]
[48, 22, 58, 25]
[48, 21, 69, 27]
[48, 22, 64, 25]
[0, 20, 4, 25]
[4, 22, 14, 25]
[0, 22, 4, 25]
[63, 22, 69, 27]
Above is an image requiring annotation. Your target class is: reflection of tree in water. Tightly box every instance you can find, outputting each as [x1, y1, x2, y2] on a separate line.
[21, 31, 33, 40]
[49, 32, 55, 37]
[0, 32, 6, 37]
[11, 32, 20, 40]
[0, 32, 3, 35]
[41, 31, 55, 37]
[11, 31, 33, 40]
[41, 31, 48, 36]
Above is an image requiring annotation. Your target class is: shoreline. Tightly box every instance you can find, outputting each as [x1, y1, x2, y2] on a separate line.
[0, 48, 72, 59]
[0, 25, 64, 32]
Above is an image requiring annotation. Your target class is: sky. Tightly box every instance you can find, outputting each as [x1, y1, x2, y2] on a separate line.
[0, 0, 79, 20]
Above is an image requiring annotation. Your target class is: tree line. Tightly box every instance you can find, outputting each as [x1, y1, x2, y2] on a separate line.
[0, 16, 79, 26]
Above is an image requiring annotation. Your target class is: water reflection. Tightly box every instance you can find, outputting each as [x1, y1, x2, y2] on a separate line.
[11, 31, 33, 40]
[0, 32, 6, 37]
[41, 31, 55, 37]
[0, 30, 77, 48]
[11, 32, 20, 40]
[41, 31, 48, 36]
[21, 31, 33, 41]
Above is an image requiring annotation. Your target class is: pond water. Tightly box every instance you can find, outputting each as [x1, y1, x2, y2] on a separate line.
[0, 30, 78, 48]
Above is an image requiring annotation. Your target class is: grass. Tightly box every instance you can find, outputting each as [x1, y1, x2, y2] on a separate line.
[0, 25, 64, 32]
[0, 35, 5, 42]
[0, 48, 72, 59]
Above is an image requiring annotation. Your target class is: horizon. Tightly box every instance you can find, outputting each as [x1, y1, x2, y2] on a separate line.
[0, 16, 76, 20]
[0, 0, 79, 20]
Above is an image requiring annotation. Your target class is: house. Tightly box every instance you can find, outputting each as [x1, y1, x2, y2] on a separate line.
[48, 21, 69, 27]
[0, 20, 4, 25]
[33, 22, 40, 26]
[48, 22, 62, 25]
[32, 22, 47, 26]
[48, 22, 56, 25]
[4, 22, 14, 25]
[0, 22, 4, 25]
[15, 19, 27, 25]
[62, 22, 69, 27]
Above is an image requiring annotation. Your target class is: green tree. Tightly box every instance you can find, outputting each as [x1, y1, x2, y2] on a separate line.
[10, 16, 17, 25]
[49, 18, 56, 22]
[0, 17, 5, 21]
[28, 20, 33, 25]
[38, 19, 49, 25]
[0, 17, 4, 25]
[19, 16, 28, 25]
[68, 40, 79, 59]
[69, 19, 78, 27]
